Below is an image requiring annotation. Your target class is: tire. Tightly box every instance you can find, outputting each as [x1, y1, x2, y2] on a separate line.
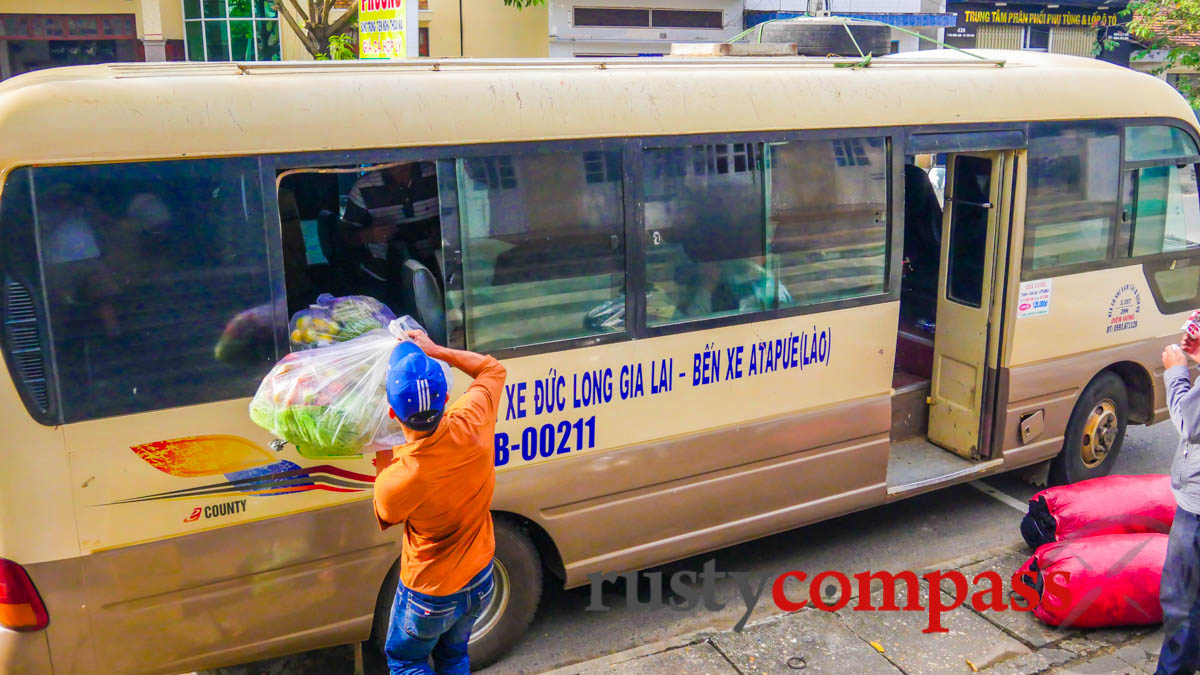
[757, 20, 892, 57]
[469, 516, 543, 669]
[1049, 372, 1128, 485]
[369, 515, 543, 670]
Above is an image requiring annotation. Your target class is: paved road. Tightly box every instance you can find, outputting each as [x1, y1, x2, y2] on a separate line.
[205, 421, 1179, 675]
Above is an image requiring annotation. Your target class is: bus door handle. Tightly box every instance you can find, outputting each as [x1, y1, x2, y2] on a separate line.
[952, 199, 992, 209]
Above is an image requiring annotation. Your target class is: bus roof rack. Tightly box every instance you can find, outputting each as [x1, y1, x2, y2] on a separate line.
[669, 43, 798, 57]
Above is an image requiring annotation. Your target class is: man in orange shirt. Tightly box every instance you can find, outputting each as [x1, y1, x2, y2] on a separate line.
[374, 330, 506, 675]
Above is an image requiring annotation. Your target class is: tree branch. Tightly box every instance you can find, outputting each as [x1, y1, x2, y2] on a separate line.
[276, 1, 319, 54]
[288, 0, 310, 29]
[328, 6, 359, 36]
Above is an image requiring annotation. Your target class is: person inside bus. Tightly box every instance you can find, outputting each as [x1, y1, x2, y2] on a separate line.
[1157, 337, 1200, 675]
[672, 259, 792, 317]
[901, 161, 943, 323]
[671, 204, 792, 318]
[341, 162, 442, 300]
[373, 329, 506, 675]
[100, 192, 173, 284]
[39, 184, 121, 338]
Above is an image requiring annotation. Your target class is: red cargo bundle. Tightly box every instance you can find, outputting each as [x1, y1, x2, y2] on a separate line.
[1020, 474, 1175, 548]
[1017, 533, 1167, 628]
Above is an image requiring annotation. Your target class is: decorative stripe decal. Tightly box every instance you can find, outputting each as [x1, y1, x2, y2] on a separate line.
[106, 464, 375, 505]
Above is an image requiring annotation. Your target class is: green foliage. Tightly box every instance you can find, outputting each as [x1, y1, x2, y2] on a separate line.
[503, 0, 546, 9]
[328, 34, 355, 60]
[1127, 0, 1200, 108]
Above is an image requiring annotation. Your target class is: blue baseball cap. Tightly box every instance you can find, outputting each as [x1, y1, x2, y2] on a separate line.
[386, 341, 448, 431]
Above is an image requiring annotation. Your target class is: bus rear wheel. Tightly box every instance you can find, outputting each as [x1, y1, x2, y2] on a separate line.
[1050, 372, 1128, 485]
[370, 515, 542, 670]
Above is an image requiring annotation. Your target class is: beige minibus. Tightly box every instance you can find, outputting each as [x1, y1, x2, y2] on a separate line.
[1, 50, 1197, 673]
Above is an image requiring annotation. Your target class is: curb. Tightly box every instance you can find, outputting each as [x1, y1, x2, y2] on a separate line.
[538, 629, 721, 675]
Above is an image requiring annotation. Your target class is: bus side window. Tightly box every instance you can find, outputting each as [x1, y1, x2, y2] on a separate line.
[1119, 125, 1200, 310]
[1121, 164, 1200, 257]
[641, 137, 888, 327]
[28, 159, 276, 423]
[453, 150, 626, 352]
[1023, 122, 1121, 275]
[768, 138, 888, 309]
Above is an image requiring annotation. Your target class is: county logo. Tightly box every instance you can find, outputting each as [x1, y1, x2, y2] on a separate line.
[108, 435, 375, 506]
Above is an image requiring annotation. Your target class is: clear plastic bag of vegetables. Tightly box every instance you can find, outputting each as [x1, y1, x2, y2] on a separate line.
[289, 294, 397, 350]
[250, 317, 451, 459]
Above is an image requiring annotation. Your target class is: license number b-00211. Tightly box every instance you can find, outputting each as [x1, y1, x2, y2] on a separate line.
[494, 416, 596, 466]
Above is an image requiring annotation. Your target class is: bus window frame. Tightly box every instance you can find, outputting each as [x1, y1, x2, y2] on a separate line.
[633, 126, 902, 341]
[1117, 120, 1200, 263]
[0, 167, 62, 426]
[1018, 117, 1200, 282]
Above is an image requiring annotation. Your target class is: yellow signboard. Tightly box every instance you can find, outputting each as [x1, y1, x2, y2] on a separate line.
[960, 9, 1118, 27]
[360, 0, 408, 59]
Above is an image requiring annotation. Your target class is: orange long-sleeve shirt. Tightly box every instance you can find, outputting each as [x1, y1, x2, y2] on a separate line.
[373, 355, 506, 596]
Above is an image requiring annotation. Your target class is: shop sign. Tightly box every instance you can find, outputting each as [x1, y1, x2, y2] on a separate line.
[359, 0, 409, 59]
[959, 8, 1119, 27]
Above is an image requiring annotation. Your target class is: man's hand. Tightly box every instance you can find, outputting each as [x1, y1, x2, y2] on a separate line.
[373, 449, 394, 476]
[1184, 334, 1200, 364]
[1164, 343, 1189, 369]
[407, 330, 444, 359]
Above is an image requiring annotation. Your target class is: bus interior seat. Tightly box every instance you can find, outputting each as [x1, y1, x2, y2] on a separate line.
[896, 318, 934, 381]
[401, 259, 447, 345]
[434, 248, 446, 288]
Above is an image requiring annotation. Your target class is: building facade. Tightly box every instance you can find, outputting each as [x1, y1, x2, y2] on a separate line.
[0, 0, 548, 79]
[943, 0, 1125, 60]
[1, 0, 186, 79]
[0, 0, 325, 79]
[421, 0, 548, 58]
[545, 0, 743, 57]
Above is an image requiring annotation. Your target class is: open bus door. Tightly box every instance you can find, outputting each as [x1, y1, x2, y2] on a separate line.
[928, 151, 1016, 460]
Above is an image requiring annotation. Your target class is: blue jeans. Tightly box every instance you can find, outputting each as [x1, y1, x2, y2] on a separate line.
[1157, 508, 1200, 675]
[385, 563, 494, 675]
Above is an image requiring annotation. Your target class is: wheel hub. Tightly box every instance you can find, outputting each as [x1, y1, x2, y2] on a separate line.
[1080, 399, 1118, 468]
[470, 558, 510, 644]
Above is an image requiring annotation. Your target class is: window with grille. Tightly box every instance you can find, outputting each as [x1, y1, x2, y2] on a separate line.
[184, 0, 282, 62]
[574, 7, 722, 29]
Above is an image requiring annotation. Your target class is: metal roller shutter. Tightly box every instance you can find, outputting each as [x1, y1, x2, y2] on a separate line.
[976, 25, 1022, 50]
[1050, 26, 1097, 57]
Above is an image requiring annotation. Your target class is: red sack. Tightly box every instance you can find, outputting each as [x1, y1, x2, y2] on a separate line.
[1020, 474, 1175, 548]
[1017, 533, 1167, 628]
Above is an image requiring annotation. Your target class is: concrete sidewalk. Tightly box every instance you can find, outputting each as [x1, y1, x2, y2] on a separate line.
[543, 545, 1165, 675]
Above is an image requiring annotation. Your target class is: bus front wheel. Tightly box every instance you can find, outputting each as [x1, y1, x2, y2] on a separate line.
[370, 515, 543, 670]
[1050, 372, 1128, 485]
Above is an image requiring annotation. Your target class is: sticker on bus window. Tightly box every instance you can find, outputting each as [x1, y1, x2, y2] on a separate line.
[1017, 280, 1052, 318]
